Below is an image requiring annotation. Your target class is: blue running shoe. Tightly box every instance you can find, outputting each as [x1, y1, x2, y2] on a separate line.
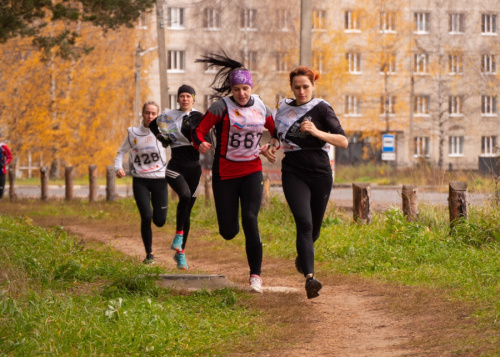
[171, 234, 183, 251]
[174, 252, 188, 270]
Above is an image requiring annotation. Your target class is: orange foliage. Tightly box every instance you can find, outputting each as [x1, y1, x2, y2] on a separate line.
[0, 23, 148, 178]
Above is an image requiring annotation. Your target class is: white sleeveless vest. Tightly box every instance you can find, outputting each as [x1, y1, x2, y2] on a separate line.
[156, 109, 199, 148]
[222, 95, 267, 161]
[274, 98, 331, 153]
[127, 127, 167, 176]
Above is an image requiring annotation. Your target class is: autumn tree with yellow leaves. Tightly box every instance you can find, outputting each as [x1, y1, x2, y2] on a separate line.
[0, 23, 152, 178]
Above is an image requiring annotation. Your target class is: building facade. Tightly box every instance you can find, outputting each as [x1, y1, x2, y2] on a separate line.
[141, 0, 499, 170]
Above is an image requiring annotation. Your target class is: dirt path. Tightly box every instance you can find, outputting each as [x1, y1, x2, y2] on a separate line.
[8, 209, 483, 357]
[55, 220, 424, 357]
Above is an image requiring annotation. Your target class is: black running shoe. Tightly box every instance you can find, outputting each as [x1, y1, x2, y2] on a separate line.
[143, 253, 155, 265]
[305, 276, 322, 299]
[295, 256, 304, 274]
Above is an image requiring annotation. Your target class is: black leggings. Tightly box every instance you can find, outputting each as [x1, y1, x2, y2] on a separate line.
[165, 162, 201, 250]
[0, 174, 5, 199]
[132, 177, 168, 254]
[282, 171, 332, 277]
[212, 171, 263, 276]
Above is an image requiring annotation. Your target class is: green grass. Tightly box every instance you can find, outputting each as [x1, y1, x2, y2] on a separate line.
[259, 196, 500, 324]
[0, 214, 260, 356]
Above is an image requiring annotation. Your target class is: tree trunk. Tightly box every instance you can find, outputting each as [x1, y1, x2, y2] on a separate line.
[89, 165, 98, 202]
[448, 181, 468, 228]
[352, 183, 372, 224]
[65, 166, 74, 201]
[402, 185, 418, 221]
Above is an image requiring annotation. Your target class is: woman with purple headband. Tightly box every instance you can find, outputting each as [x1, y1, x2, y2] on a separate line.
[193, 52, 275, 293]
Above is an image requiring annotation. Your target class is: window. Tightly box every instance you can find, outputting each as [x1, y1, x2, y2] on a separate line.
[346, 53, 361, 73]
[204, 8, 220, 30]
[277, 9, 291, 31]
[312, 10, 327, 30]
[449, 54, 463, 74]
[449, 96, 463, 116]
[137, 12, 148, 29]
[204, 95, 217, 111]
[276, 52, 289, 72]
[414, 95, 430, 115]
[167, 7, 184, 29]
[414, 12, 430, 33]
[312, 52, 323, 73]
[481, 136, 497, 156]
[414, 53, 429, 74]
[481, 54, 496, 74]
[449, 136, 464, 156]
[380, 95, 396, 115]
[380, 11, 396, 32]
[345, 95, 362, 116]
[481, 14, 497, 34]
[167, 50, 184, 71]
[240, 51, 257, 71]
[345, 10, 360, 31]
[241, 9, 257, 30]
[449, 13, 464, 34]
[380, 53, 396, 74]
[414, 137, 430, 157]
[169, 94, 177, 108]
[482, 95, 497, 116]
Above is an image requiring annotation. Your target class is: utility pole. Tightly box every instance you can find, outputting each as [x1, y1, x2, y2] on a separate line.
[300, 0, 312, 67]
[156, 0, 169, 111]
[134, 43, 142, 125]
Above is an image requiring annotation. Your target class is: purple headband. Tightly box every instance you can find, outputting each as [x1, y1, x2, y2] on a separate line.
[229, 69, 253, 88]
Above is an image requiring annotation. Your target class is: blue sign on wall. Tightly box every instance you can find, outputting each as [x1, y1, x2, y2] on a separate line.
[382, 134, 396, 161]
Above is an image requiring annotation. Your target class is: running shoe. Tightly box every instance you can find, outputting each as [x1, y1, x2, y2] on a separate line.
[174, 251, 188, 270]
[305, 276, 322, 299]
[249, 274, 263, 293]
[143, 253, 155, 265]
[171, 234, 183, 251]
[295, 256, 304, 274]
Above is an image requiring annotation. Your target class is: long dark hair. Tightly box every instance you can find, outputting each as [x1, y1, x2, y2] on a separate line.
[195, 51, 246, 98]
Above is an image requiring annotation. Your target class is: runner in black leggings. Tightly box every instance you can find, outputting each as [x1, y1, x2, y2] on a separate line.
[149, 85, 203, 270]
[193, 52, 275, 293]
[114, 101, 168, 264]
[265, 66, 348, 299]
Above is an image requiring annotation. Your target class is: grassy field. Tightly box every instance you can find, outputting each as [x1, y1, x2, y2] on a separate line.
[0, 213, 262, 356]
[1, 188, 500, 355]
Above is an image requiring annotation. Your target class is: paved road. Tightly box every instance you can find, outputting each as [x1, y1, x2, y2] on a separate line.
[6, 184, 491, 207]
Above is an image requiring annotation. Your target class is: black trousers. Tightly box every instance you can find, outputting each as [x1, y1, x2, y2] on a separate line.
[132, 177, 168, 254]
[282, 171, 332, 276]
[165, 162, 201, 250]
[212, 171, 263, 276]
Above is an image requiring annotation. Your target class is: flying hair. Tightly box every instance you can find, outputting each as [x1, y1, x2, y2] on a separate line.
[195, 51, 247, 99]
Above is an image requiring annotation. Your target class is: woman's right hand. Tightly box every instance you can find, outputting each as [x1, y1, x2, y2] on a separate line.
[116, 169, 126, 178]
[198, 141, 212, 154]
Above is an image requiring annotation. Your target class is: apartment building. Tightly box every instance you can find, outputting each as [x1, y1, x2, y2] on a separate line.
[141, 0, 499, 170]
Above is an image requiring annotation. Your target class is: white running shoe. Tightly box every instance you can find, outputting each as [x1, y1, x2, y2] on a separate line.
[249, 274, 263, 293]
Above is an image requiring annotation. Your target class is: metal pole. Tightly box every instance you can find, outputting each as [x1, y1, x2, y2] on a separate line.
[300, 0, 312, 67]
[156, 0, 169, 111]
[135, 44, 142, 125]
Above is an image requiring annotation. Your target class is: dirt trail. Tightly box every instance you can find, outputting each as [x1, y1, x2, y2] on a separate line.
[59, 221, 424, 357]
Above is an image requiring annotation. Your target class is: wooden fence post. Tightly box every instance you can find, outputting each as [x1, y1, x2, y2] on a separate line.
[65, 166, 74, 201]
[106, 165, 115, 202]
[40, 167, 49, 201]
[204, 173, 212, 205]
[448, 181, 468, 228]
[402, 185, 418, 221]
[261, 173, 270, 207]
[352, 183, 372, 224]
[8, 166, 16, 201]
[89, 165, 97, 202]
